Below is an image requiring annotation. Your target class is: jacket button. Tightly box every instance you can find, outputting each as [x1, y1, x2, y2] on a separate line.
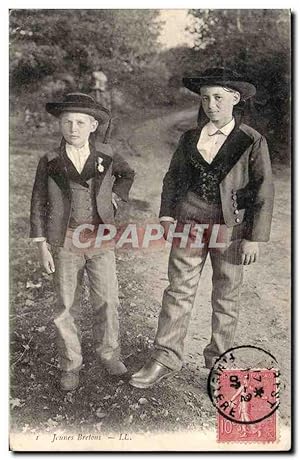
[203, 172, 207, 177]
[235, 218, 241, 223]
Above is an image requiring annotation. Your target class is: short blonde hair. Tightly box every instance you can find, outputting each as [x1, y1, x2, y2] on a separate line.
[223, 86, 240, 97]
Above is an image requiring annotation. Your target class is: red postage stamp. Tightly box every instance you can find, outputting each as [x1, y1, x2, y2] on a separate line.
[218, 412, 276, 443]
[215, 369, 279, 443]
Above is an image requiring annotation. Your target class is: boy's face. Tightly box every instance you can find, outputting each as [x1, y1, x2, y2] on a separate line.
[200, 86, 240, 126]
[60, 112, 98, 148]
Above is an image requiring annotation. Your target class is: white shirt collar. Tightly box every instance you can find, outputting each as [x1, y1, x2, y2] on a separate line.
[206, 118, 235, 136]
[65, 141, 90, 155]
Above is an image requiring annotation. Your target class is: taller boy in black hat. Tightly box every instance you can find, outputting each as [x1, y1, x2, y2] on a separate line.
[130, 68, 274, 389]
[30, 93, 135, 391]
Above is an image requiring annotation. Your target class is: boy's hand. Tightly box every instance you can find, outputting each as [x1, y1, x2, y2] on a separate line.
[239, 239, 259, 265]
[38, 241, 55, 274]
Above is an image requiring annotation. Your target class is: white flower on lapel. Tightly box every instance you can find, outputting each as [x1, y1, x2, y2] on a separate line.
[97, 156, 104, 173]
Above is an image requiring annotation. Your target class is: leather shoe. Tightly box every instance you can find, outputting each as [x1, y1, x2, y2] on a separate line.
[129, 360, 177, 389]
[101, 358, 128, 376]
[60, 370, 80, 391]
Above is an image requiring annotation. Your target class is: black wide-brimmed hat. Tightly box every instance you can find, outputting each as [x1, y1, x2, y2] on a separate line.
[46, 92, 110, 124]
[183, 67, 256, 101]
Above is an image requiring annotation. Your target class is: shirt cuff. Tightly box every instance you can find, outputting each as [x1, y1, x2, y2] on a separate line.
[32, 237, 47, 243]
[159, 216, 175, 223]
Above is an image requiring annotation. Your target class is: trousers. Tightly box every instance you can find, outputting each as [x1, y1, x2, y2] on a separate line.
[153, 192, 244, 370]
[52, 230, 120, 372]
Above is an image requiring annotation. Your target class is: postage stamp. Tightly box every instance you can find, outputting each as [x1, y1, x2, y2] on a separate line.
[216, 370, 278, 442]
[218, 412, 277, 443]
[207, 346, 280, 443]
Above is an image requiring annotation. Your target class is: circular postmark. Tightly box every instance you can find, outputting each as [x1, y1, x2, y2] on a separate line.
[207, 345, 280, 425]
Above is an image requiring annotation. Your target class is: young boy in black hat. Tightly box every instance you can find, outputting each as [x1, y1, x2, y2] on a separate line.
[130, 67, 274, 389]
[30, 93, 135, 391]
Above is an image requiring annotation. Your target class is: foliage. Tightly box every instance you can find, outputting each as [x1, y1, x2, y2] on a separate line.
[10, 9, 163, 88]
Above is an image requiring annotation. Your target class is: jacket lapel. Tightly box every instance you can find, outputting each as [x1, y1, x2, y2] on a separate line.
[185, 128, 211, 168]
[90, 143, 113, 197]
[187, 123, 253, 179]
[214, 126, 253, 181]
[61, 147, 91, 188]
[47, 140, 113, 198]
[47, 142, 71, 198]
[80, 150, 97, 182]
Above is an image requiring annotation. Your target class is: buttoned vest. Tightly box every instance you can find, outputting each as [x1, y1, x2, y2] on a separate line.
[188, 147, 224, 204]
[68, 179, 102, 228]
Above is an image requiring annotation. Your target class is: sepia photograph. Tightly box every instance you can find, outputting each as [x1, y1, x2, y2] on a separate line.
[9, 7, 291, 451]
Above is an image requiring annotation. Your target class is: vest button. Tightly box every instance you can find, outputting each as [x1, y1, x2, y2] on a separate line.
[234, 209, 239, 214]
[232, 202, 238, 208]
[235, 218, 241, 223]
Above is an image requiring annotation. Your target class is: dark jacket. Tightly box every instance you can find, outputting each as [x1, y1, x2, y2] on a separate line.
[30, 140, 135, 246]
[159, 122, 274, 242]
